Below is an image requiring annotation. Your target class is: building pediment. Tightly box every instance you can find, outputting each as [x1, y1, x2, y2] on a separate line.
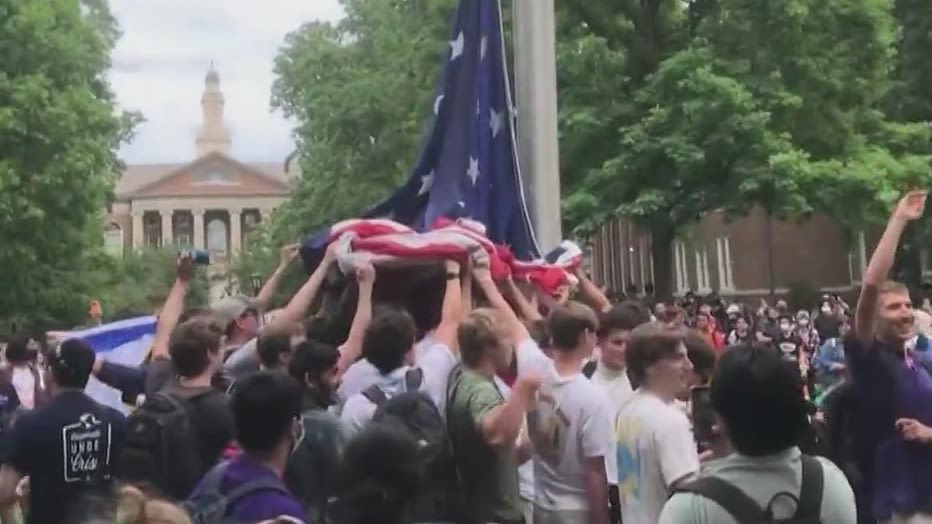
[128, 152, 290, 199]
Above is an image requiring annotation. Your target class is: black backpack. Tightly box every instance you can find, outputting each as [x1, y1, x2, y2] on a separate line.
[284, 409, 348, 524]
[362, 368, 462, 522]
[674, 455, 824, 523]
[121, 389, 208, 499]
[183, 461, 291, 524]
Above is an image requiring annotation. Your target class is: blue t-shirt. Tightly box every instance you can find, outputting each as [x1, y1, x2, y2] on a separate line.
[9, 391, 126, 524]
[846, 335, 932, 520]
[188, 456, 304, 522]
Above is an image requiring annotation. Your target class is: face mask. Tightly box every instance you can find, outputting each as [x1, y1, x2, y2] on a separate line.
[798, 319, 809, 327]
[821, 305, 831, 314]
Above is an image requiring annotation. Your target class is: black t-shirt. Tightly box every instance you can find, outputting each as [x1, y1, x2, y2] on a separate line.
[160, 383, 235, 475]
[814, 314, 842, 341]
[775, 332, 804, 364]
[9, 391, 126, 524]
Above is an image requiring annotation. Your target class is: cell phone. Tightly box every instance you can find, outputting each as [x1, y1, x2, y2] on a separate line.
[691, 385, 715, 443]
[179, 249, 210, 265]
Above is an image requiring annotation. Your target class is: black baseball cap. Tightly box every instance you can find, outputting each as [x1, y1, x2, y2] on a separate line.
[50, 339, 96, 383]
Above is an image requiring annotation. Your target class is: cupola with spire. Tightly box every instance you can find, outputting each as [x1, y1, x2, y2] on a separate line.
[195, 62, 231, 157]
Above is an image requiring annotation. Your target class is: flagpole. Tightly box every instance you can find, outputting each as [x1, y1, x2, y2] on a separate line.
[512, 0, 562, 251]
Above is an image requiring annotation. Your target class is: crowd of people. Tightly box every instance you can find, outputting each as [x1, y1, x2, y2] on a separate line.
[0, 191, 931, 524]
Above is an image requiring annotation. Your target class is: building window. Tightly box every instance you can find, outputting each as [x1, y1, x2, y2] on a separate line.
[674, 241, 688, 293]
[716, 237, 734, 291]
[104, 224, 123, 256]
[207, 218, 228, 254]
[194, 167, 238, 186]
[143, 213, 161, 248]
[174, 213, 193, 247]
[695, 247, 711, 293]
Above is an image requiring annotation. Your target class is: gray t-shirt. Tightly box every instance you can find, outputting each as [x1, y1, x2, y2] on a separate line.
[221, 339, 260, 380]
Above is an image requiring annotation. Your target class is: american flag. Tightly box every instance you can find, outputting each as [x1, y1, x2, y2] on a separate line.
[303, 0, 540, 268]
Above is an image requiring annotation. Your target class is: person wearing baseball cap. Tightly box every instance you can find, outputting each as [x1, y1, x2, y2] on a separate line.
[211, 295, 261, 356]
[0, 339, 126, 523]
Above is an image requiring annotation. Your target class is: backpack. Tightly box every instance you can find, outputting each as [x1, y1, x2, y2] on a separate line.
[362, 368, 462, 522]
[183, 461, 291, 524]
[674, 455, 824, 523]
[120, 389, 208, 499]
[284, 409, 348, 524]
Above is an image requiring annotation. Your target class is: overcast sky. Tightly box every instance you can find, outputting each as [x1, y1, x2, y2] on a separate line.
[109, 0, 344, 164]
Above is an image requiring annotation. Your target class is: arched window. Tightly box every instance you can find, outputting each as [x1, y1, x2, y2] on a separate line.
[207, 218, 228, 254]
[104, 224, 123, 256]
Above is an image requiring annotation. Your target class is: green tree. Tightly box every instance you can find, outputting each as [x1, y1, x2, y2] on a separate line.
[87, 248, 211, 322]
[225, 226, 307, 308]
[889, 0, 932, 127]
[0, 0, 139, 333]
[563, 0, 929, 297]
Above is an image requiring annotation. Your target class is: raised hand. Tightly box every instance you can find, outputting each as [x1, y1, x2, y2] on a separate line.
[355, 263, 376, 285]
[279, 244, 300, 266]
[177, 252, 195, 282]
[895, 190, 927, 222]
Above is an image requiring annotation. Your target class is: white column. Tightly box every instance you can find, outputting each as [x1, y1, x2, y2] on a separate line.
[131, 212, 143, 249]
[514, 0, 561, 250]
[230, 209, 242, 253]
[161, 210, 173, 247]
[193, 210, 205, 249]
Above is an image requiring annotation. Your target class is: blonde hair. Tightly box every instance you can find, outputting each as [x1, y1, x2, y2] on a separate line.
[116, 485, 192, 524]
[457, 308, 502, 366]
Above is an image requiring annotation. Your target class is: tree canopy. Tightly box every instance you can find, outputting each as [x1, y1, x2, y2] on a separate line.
[0, 0, 140, 334]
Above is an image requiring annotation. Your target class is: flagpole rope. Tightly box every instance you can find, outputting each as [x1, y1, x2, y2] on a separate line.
[496, 0, 543, 257]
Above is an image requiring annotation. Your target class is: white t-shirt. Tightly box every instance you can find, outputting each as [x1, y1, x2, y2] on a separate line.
[511, 337, 554, 503]
[11, 366, 35, 410]
[616, 389, 700, 524]
[339, 342, 457, 433]
[528, 363, 613, 512]
[589, 363, 634, 485]
[336, 336, 438, 413]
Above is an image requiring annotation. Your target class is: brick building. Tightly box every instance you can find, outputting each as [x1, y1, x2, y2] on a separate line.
[588, 207, 886, 300]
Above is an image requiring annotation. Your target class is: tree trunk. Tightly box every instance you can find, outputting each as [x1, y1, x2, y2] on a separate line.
[650, 227, 676, 301]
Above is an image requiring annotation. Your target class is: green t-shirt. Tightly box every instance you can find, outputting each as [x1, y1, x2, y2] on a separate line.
[447, 368, 523, 523]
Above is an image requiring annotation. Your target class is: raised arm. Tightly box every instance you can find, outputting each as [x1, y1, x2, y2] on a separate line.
[473, 265, 529, 342]
[252, 244, 300, 310]
[574, 268, 612, 313]
[150, 255, 195, 360]
[433, 260, 463, 352]
[274, 243, 339, 326]
[855, 191, 926, 343]
[503, 277, 543, 323]
[337, 263, 375, 374]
